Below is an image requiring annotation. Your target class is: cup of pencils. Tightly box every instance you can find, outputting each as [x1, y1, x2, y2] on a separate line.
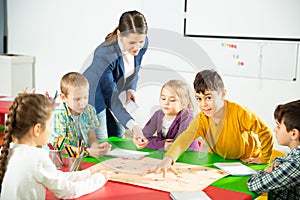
[68, 154, 83, 171]
[48, 136, 69, 169]
[66, 139, 85, 172]
[49, 150, 65, 169]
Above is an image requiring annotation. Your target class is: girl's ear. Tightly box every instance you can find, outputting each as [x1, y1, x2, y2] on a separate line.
[33, 123, 42, 137]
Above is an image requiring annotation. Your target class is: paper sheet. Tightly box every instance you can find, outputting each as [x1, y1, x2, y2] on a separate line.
[213, 162, 257, 176]
[119, 91, 139, 113]
[105, 148, 150, 160]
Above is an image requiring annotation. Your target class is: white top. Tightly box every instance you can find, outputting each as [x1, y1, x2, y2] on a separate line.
[123, 53, 135, 79]
[162, 117, 175, 138]
[1, 143, 106, 200]
[118, 37, 135, 79]
[117, 38, 138, 131]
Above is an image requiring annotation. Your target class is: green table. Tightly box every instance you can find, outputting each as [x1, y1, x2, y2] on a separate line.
[84, 137, 267, 199]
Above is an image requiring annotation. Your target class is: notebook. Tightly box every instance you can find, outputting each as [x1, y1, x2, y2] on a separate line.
[213, 162, 257, 176]
[170, 191, 212, 200]
[119, 91, 139, 113]
[105, 148, 149, 160]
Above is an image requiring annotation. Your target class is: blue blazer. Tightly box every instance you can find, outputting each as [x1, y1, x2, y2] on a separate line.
[83, 37, 148, 128]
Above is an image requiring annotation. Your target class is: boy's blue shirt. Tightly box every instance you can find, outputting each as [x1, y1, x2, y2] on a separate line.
[50, 102, 100, 147]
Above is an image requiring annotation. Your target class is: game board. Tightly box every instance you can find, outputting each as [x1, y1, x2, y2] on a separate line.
[100, 157, 229, 192]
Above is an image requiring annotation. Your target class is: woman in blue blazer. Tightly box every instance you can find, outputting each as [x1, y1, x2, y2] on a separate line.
[83, 10, 148, 148]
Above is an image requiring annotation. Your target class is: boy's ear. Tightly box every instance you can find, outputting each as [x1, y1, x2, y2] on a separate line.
[60, 93, 67, 102]
[221, 89, 227, 99]
[291, 128, 300, 140]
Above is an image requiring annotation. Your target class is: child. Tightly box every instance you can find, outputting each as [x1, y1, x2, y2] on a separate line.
[50, 72, 111, 158]
[248, 99, 300, 199]
[142, 80, 200, 151]
[152, 69, 274, 175]
[0, 93, 107, 199]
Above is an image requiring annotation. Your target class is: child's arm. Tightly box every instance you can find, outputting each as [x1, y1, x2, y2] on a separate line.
[240, 107, 274, 163]
[248, 158, 299, 194]
[38, 150, 107, 199]
[86, 130, 111, 158]
[173, 109, 194, 139]
[141, 110, 167, 150]
[172, 109, 200, 151]
[142, 110, 160, 138]
[164, 114, 201, 161]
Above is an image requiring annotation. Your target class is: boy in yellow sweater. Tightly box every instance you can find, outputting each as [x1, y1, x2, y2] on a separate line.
[153, 69, 274, 175]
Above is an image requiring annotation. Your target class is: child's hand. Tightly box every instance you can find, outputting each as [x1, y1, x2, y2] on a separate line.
[264, 163, 279, 172]
[148, 156, 177, 178]
[89, 142, 111, 158]
[242, 157, 263, 164]
[132, 126, 148, 149]
[164, 139, 173, 151]
[133, 136, 148, 149]
[88, 163, 108, 178]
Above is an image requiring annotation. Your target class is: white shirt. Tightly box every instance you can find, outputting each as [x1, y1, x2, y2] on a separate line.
[118, 37, 135, 79]
[162, 117, 175, 138]
[117, 37, 138, 131]
[1, 143, 106, 200]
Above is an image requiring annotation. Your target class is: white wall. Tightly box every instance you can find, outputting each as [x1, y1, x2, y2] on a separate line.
[5, 0, 300, 152]
[6, 0, 142, 95]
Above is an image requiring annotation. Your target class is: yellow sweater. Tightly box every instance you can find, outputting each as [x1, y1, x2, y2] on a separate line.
[165, 100, 273, 164]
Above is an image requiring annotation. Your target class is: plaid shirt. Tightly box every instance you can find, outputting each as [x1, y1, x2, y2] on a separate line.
[248, 146, 300, 200]
[50, 103, 100, 147]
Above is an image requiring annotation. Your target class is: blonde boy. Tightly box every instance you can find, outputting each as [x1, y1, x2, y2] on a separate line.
[50, 72, 111, 158]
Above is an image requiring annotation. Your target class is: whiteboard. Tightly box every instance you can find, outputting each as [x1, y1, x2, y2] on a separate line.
[194, 39, 299, 81]
[185, 0, 300, 42]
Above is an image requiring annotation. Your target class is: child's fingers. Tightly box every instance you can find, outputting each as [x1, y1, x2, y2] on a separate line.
[168, 166, 178, 176]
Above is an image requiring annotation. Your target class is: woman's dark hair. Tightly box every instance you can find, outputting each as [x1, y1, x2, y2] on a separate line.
[104, 10, 148, 46]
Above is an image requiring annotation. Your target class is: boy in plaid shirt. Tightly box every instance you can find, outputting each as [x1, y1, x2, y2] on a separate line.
[248, 99, 300, 199]
[50, 72, 111, 158]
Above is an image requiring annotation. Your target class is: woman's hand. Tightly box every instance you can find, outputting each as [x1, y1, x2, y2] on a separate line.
[126, 90, 136, 104]
[148, 156, 177, 178]
[132, 125, 148, 149]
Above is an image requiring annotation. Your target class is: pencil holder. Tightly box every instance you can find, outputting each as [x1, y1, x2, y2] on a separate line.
[49, 150, 65, 169]
[68, 155, 83, 172]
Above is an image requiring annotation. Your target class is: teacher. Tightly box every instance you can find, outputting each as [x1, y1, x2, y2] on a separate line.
[83, 10, 148, 148]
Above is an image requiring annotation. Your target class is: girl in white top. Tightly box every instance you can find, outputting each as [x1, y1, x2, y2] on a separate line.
[0, 93, 107, 199]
